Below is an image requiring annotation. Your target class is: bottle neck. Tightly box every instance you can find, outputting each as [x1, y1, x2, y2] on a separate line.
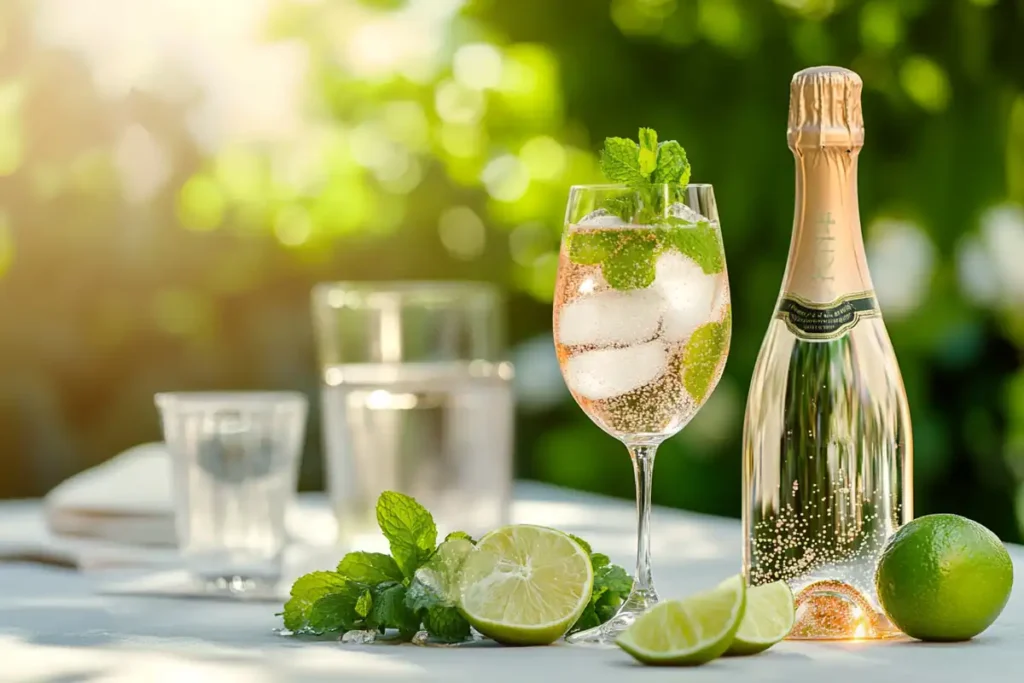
[781, 147, 873, 305]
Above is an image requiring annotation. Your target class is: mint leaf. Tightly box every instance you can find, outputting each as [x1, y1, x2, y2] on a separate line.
[307, 582, 367, 634]
[594, 564, 632, 595]
[568, 230, 615, 265]
[423, 605, 471, 643]
[337, 551, 404, 585]
[568, 534, 592, 555]
[595, 585, 625, 622]
[682, 310, 731, 403]
[376, 491, 437, 579]
[355, 589, 373, 618]
[599, 137, 645, 185]
[590, 552, 611, 570]
[571, 227, 665, 291]
[638, 127, 658, 176]
[669, 221, 723, 274]
[444, 531, 476, 544]
[651, 140, 690, 185]
[368, 582, 420, 636]
[602, 238, 658, 290]
[282, 571, 349, 632]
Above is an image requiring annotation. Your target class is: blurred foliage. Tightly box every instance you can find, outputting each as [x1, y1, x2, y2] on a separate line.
[1, 0, 1024, 541]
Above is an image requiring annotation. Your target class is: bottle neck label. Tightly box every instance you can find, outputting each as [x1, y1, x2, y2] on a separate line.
[777, 291, 879, 340]
[777, 149, 876, 340]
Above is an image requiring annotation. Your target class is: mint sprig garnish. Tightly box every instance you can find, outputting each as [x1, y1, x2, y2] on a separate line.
[281, 491, 631, 643]
[597, 127, 691, 224]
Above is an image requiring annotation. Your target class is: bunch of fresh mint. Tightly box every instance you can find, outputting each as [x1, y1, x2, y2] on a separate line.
[281, 491, 632, 643]
[599, 127, 691, 224]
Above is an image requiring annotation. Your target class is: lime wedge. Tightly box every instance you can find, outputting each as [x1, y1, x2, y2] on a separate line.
[616, 575, 746, 666]
[725, 580, 794, 655]
[457, 525, 593, 645]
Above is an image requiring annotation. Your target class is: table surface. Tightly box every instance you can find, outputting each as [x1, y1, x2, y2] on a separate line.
[1, 483, 1022, 683]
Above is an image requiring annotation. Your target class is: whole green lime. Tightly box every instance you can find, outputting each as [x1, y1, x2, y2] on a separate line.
[875, 514, 1014, 642]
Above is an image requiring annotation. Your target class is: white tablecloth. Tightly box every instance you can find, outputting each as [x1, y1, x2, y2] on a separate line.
[1, 483, 1022, 682]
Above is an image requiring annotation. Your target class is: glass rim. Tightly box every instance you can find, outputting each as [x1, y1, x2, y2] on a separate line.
[569, 182, 713, 191]
[155, 391, 308, 408]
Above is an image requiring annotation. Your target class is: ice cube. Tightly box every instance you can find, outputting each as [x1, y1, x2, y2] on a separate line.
[564, 341, 667, 400]
[577, 208, 627, 228]
[666, 202, 711, 224]
[341, 630, 378, 644]
[655, 251, 722, 342]
[558, 288, 664, 347]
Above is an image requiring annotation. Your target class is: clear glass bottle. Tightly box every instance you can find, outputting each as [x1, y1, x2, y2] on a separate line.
[742, 66, 912, 640]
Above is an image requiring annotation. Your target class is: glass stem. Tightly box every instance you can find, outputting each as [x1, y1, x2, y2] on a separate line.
[628, 443, 658, 605]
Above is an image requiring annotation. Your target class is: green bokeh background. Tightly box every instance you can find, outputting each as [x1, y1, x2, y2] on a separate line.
[2, 0, 1024, 542]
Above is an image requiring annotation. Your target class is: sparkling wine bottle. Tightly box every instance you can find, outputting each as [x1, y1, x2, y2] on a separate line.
[741, 66, 912, 640]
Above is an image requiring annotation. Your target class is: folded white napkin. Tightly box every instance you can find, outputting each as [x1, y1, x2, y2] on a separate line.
[0, 442, 341, 588]
[44, 442, 177, 547]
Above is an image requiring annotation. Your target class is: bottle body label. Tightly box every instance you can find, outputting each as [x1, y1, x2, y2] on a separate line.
[776, 291, 879, 340]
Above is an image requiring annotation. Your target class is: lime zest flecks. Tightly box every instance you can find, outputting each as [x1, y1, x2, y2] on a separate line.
[682, 306, 731, 402]
[567, 221, 723, 291]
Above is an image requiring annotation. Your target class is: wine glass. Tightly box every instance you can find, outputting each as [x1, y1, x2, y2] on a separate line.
[553, 183, 731, 645]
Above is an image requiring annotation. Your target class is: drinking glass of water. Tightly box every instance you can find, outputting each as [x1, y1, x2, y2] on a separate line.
[155, 392, 307, 594]
[312, 282, 514, 541]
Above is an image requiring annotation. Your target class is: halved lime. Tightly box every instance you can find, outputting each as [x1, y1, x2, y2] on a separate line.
[616, 575, 746, 666]
[457, 525, 593, 645]
[725, 580, 794, 655]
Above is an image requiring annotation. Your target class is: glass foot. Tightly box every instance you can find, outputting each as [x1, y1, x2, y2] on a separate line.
[566, 587, 659, 646]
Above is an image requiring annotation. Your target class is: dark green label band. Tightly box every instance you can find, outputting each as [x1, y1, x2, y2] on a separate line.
[776, 292, 879, 340]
